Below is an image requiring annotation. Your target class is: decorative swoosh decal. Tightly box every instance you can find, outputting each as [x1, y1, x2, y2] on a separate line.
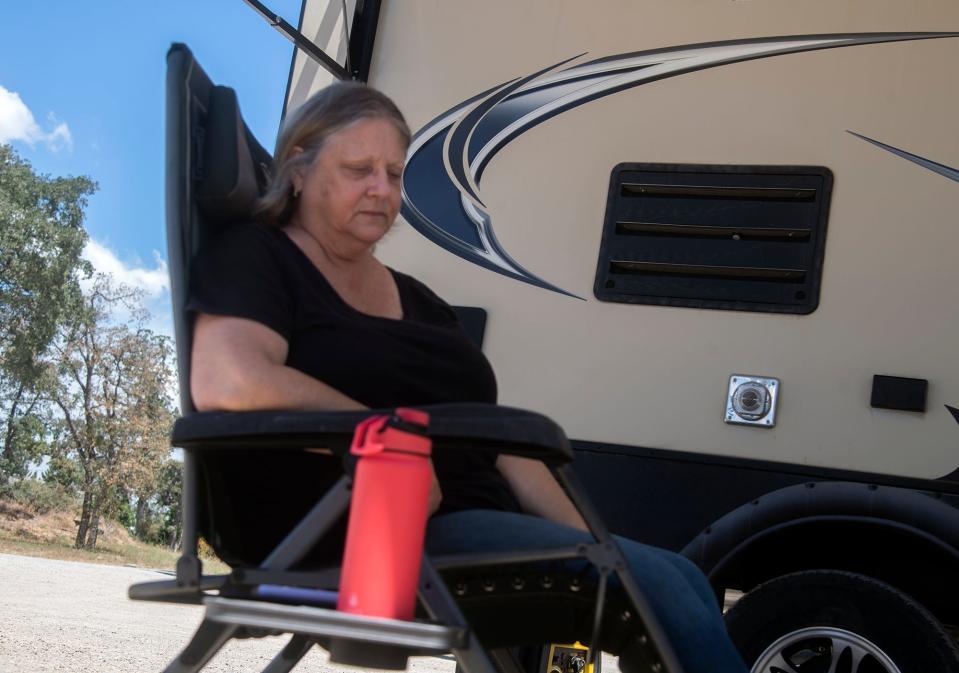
[941, 405, 959, 483]
[401, 32, 959, 296]
[848, 131, 959, 183]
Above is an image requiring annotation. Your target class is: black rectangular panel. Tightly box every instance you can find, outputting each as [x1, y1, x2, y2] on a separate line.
[594, 163, 834, 314]
[871, 375, 928, 412]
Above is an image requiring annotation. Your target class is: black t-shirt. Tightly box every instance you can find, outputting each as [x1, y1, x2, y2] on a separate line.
[188, 222, 520, 515]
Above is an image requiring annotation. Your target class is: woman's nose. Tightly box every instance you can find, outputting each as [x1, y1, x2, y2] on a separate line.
[366, 169, 392, 197]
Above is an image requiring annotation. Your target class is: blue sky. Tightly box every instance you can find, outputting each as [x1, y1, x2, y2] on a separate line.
[0, 0, 305, 334]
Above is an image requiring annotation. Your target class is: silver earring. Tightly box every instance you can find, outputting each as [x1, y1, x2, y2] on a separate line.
[293, 186, 301, 198]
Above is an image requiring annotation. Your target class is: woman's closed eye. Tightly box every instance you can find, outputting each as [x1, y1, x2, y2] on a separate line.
[346, 164, 373, 177]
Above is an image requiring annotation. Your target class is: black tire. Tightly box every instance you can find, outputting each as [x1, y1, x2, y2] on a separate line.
[724, 570, 959, 673]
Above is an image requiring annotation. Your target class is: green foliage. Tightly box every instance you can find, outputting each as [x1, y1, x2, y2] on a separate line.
[115, 494, 136, 532]
[154, 458, 183, 547]
[0, 412, 48, 480]
[0, 145, 181, 553]
[0, 144, 95, 478]
[43, 451, 84, 491]
[125, 458, 182, 547]
[48, 276, 177, 549]
[4, 478, 75, 514]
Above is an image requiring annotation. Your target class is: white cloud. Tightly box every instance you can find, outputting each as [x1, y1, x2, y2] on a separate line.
[82, 239, 169, 297]
[82, 239, 173, 342]
[0, 85, 74, 152]
[80, 239, 181, 408]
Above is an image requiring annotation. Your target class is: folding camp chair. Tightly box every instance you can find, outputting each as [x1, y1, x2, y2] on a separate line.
[128, 43, 685, 673]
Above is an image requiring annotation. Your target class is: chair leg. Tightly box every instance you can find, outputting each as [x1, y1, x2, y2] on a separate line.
[260, 634, 315, 673]
[554, 464, 683, 673]
[163, 619, 237, 673]
[452, 634, 506, 673]
[488, 648, 532, 673]
[419, 559, 499, 673]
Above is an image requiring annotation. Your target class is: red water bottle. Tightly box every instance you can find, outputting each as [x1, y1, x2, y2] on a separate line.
[337, 408, 433, 620]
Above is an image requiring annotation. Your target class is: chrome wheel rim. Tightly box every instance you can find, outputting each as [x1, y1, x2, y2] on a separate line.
[751, 626, 902, 673]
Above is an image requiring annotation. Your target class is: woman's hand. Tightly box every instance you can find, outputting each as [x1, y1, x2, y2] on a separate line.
[495, 455, 587, 532]
[428, 460, 443, 516]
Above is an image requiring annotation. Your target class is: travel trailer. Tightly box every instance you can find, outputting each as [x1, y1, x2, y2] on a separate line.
[249, 1, 959, 671]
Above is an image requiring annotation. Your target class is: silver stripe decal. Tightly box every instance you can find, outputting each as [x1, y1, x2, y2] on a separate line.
[848, 131, 959, 183]
[400, 32, 959, 296]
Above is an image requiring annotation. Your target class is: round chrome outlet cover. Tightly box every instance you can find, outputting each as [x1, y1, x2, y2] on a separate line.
[732, 382, 771, 421]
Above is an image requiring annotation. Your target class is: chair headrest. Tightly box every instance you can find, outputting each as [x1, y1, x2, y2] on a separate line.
[195, 86, 274, 231]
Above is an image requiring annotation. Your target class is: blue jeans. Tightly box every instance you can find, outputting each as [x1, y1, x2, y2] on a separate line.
[426, 510, 747, 673]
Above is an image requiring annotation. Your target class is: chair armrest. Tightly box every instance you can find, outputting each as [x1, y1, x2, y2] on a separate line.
[171, 403, 573, 464]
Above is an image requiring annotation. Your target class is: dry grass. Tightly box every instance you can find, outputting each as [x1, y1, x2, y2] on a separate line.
[0, 497, 229, 573]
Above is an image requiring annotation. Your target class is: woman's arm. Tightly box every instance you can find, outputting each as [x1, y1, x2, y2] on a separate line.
[495, 454, 587, 532]
[191, 313, 365, 412]
[190, 313, 443, 513]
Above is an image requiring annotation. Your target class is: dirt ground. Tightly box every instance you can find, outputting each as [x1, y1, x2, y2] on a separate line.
[0, 553, 626, 673]
[0, 553, 459, 673]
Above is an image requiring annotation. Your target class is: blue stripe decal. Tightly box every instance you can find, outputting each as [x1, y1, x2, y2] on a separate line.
[401, 32, 959, 296]
[848, 131, 959, 183]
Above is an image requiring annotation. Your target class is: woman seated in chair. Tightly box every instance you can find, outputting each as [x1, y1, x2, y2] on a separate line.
[188, 82, 747, 673]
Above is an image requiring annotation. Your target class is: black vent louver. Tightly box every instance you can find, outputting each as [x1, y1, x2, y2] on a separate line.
[594, 164, 833, 314]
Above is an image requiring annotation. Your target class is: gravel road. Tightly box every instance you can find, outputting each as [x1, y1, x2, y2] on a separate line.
[0, 553, 458, 673]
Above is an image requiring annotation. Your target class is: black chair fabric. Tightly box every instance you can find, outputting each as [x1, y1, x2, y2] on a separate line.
[165, 43, 272, 415]
[172, 404, 572, 459]
[195, 85, 272, 230]
[176, 404, 572, 568]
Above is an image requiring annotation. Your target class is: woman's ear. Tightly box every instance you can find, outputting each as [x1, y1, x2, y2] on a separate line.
[289, 146, 306, 195]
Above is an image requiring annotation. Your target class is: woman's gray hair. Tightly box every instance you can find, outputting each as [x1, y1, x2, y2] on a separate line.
[255, 81, 411, 227]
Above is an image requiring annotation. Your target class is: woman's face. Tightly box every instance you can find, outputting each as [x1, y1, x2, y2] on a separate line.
[293, 117, 406, 252]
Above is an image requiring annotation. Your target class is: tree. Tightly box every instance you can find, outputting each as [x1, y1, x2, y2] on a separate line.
[129, 458, 183, 548]
[0, 144, 94, 479]
[155, 458, 183, 549]
[48, 276, 176, 549]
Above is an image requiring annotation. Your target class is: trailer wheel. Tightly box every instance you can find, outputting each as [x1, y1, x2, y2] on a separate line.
[724, 570, 959, 673]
